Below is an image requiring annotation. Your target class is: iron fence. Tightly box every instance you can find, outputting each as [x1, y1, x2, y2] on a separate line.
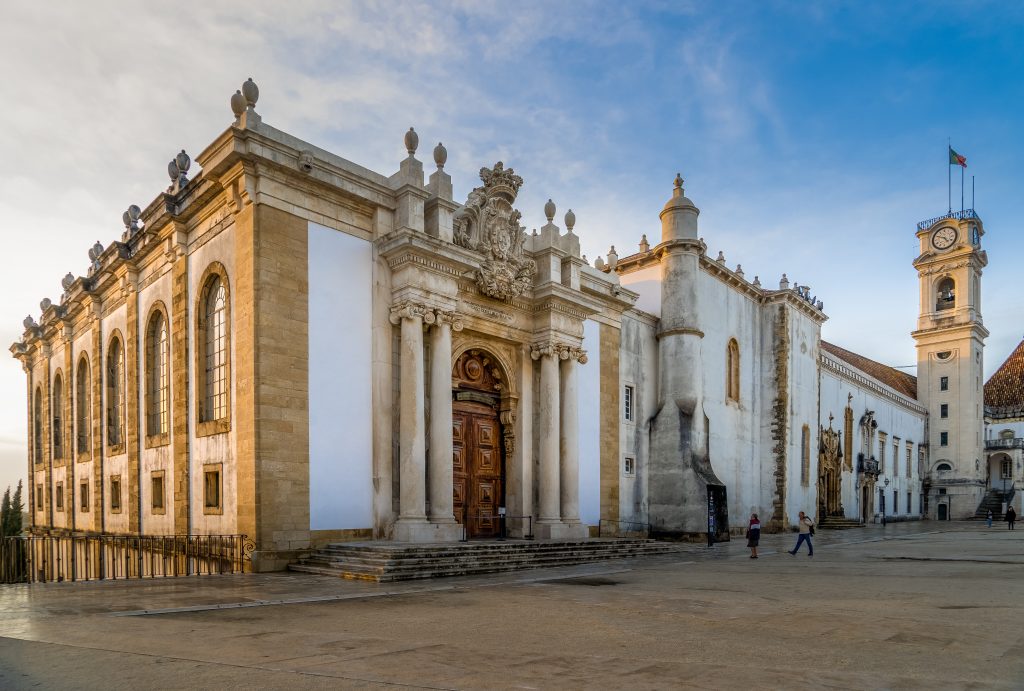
[0, 534, 253, 584]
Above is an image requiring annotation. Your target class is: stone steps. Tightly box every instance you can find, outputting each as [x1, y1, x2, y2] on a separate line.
[818, 517, 864, 530]
[289, 539, 685, 582]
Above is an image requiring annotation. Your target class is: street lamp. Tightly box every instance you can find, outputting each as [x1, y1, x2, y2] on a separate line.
[882, 477, 891, 526]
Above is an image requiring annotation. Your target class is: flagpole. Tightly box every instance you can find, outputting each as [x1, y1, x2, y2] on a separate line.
[947, 139, 952, 214]
[972, 175, 975, 211]
[961, 165, 964, 214]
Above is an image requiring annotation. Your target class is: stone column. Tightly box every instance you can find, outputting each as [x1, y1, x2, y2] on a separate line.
[428, 312, 460, 525]
[533, 344, 561, 526]
[391, 302, 431, 537]
[559, 347, 585, 525]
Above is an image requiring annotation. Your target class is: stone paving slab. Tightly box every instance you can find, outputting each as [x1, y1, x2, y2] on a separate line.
[1, 521, 1021, 689]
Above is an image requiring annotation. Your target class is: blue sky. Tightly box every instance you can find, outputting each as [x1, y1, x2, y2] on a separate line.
[1, 1, 1022, 492]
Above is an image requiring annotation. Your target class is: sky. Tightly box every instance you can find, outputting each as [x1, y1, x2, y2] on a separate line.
[1, 1, 1022, 494]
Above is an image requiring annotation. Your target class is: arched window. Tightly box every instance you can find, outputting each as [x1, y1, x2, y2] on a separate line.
[1000, 429, 1015, 440]
[146, 309, 170, 436]
[76, 356, 90, 454]
[726, 339, 740, 402]
[33, 386, 42, 464]
[198, 271, 230, 424]
[935, 277, 955, 311]
[52, 373, 64, 459]
[106, 336, 124, 447]
[935, 462, 953, 472]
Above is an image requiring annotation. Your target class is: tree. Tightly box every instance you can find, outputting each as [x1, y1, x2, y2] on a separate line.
[1, 481, 23, 538]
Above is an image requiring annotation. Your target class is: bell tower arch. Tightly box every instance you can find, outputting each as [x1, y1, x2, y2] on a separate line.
[912, 211, 989, 519]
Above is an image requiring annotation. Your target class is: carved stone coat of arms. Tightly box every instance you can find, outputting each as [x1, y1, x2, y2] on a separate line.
[453, 162, 537, 301]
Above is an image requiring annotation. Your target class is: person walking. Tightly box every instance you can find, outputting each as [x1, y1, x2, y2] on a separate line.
[746, 513, 761, 559]
[987, 509, 994, 528]
[1006, 505, 1016, 530]
[788, 511, 815, 557]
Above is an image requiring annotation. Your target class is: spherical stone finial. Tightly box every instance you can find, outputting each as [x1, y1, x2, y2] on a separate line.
[40, 298, 51, 312]
[735, 264, 744, 277]
[122, 210, 131, 229]
[93, 240, 104, 257]
[128, 204, 141, 221]
[564, 209, 576, 232]
[404, 127, 419, 155]
[230, 90, 246, 117]
[23, 315, 34, 329]
[62, 272, 75, 291]
[241, 77, 259, 107]
[544, 198, 556, 222]
[175, 150, 191, 174]
[753, 275, 761, 287]
[433, 142, 447, 168]
[167, 160, 179, 181]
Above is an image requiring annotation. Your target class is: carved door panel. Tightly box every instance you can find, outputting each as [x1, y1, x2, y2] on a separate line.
[452, 400, 503, 539]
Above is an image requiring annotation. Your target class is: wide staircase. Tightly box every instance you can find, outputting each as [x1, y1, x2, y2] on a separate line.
[974, 488, 1014, 520]
[289, 539, 687, 582]
[817, 515, 864, 530]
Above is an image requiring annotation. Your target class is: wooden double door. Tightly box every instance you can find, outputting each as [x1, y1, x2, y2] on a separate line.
[452, 399, 504, 538]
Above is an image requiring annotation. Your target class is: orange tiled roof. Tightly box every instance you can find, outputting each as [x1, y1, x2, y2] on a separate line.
[985, 339, 1024, 408]
[821, 341, 918, 399]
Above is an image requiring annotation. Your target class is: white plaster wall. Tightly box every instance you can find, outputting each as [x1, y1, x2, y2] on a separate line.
[101, 304, 129, 534]
[986, 419, 1024, 440]
[696, 271, 765, 530]
[577, 320, 601, 527]
[619, 313, 657, 525]
[308, 221, 373, 530]
[189, 229, 237, 535]
[819, 360, 926, 521]
[619, 265, 662, 317]
[785, 307, 823, 525]
[137, 273, 174, 535]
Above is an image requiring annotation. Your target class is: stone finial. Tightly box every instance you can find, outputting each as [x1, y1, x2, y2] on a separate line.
[544, 199, 556, 223]
[123, 204, 143, 234]
[62, 272, 75, 291]
[779, 273, 789, 290]
[40, 298, 51, 312]
[433, 142, 447, 169]
[581, 254, 588, 264]
[23, 315, 35, 329]
[753, 275, 761, 287]
[168, 150, 191, 192]
[606, 245, 618, 269]
[564, 209, 576, 232]
[716, 251, 725, 263]
[735, 264, 744, 278]
[230, 90, 246, 117]
[594, 256, 606, 270]
[242, 77, 259, 107]
[816, 300, 824, 310]
[639, 234, 650, 252]
[674, 172, 683, 190]
[404, 127, 419, 156]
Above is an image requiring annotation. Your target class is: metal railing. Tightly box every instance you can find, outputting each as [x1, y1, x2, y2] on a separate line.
[985, 438, 1024, 450]
[917, 208, 978, 231]
[459, 512, 534, 542]
[597, 519, 651, 538]
[1, 534, 253, 584]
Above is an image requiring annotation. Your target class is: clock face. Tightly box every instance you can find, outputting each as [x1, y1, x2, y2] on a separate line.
[932, 227, 957, 250]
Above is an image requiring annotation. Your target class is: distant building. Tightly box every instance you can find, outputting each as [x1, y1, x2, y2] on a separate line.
[10, 80, 1021, 570]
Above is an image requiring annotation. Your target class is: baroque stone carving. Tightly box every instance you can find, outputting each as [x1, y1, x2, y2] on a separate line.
[530, 342, 588, 364]
[388, 300, 436, 325]
[453, 162, 537, 301]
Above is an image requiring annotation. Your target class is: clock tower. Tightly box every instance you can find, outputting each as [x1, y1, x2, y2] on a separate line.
[912, 212, 988, 519]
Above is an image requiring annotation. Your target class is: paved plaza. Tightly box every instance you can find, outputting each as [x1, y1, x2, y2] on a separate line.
[0, 522, 1022, 689]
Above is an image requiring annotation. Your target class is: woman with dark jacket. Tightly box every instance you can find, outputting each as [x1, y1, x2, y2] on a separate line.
[746, 513, 761, 558]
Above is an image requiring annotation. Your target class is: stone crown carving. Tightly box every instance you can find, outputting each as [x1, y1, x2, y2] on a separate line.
[453, 162, 537, 301]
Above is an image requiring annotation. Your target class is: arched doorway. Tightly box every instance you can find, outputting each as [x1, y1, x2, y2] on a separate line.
[452, 349, 507, 538]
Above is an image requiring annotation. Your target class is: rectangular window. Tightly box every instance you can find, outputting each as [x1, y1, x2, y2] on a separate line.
[940, 404, 948, 418]
[55, 482, 64, 511]
[905, 445, 912, 478]
[623, 456, 635, 477]
[878, 433, 887, 472]
[110, 476, 122, 513]
[940, 432, 948, 446]
[151, 472, 165, 513]
[204, 466, 222, 512]
[1002, 460, 1012, 479]
[35, 484, 43, 511]
[892, 438, 900, 475]
[938, 487, 947, 496]
[893, 490, 898, 515]
[906, 492, 912, 514]
[940, 376, 949, 391]
[623, 385, 634, 422]
[80, 481, 89, 512]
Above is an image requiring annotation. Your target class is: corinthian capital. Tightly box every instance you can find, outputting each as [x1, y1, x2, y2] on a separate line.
[388, 300, 431, 325]
[435, 310, 464, 332]
[530, 342, 556, 360]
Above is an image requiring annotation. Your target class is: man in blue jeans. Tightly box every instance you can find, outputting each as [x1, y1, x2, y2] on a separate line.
[789, 511, 815, 557]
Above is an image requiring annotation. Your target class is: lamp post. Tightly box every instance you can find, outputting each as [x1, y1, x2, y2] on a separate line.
[882, 477, 890, 526]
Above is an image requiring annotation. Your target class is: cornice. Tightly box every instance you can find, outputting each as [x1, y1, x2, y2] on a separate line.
[821, 352, 926, 416]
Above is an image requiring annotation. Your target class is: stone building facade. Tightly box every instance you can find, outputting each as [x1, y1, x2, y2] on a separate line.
[11, 80, 1022, 570]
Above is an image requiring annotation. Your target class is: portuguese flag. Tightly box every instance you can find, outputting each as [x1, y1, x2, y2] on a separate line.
[949, 147, 967, 168]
